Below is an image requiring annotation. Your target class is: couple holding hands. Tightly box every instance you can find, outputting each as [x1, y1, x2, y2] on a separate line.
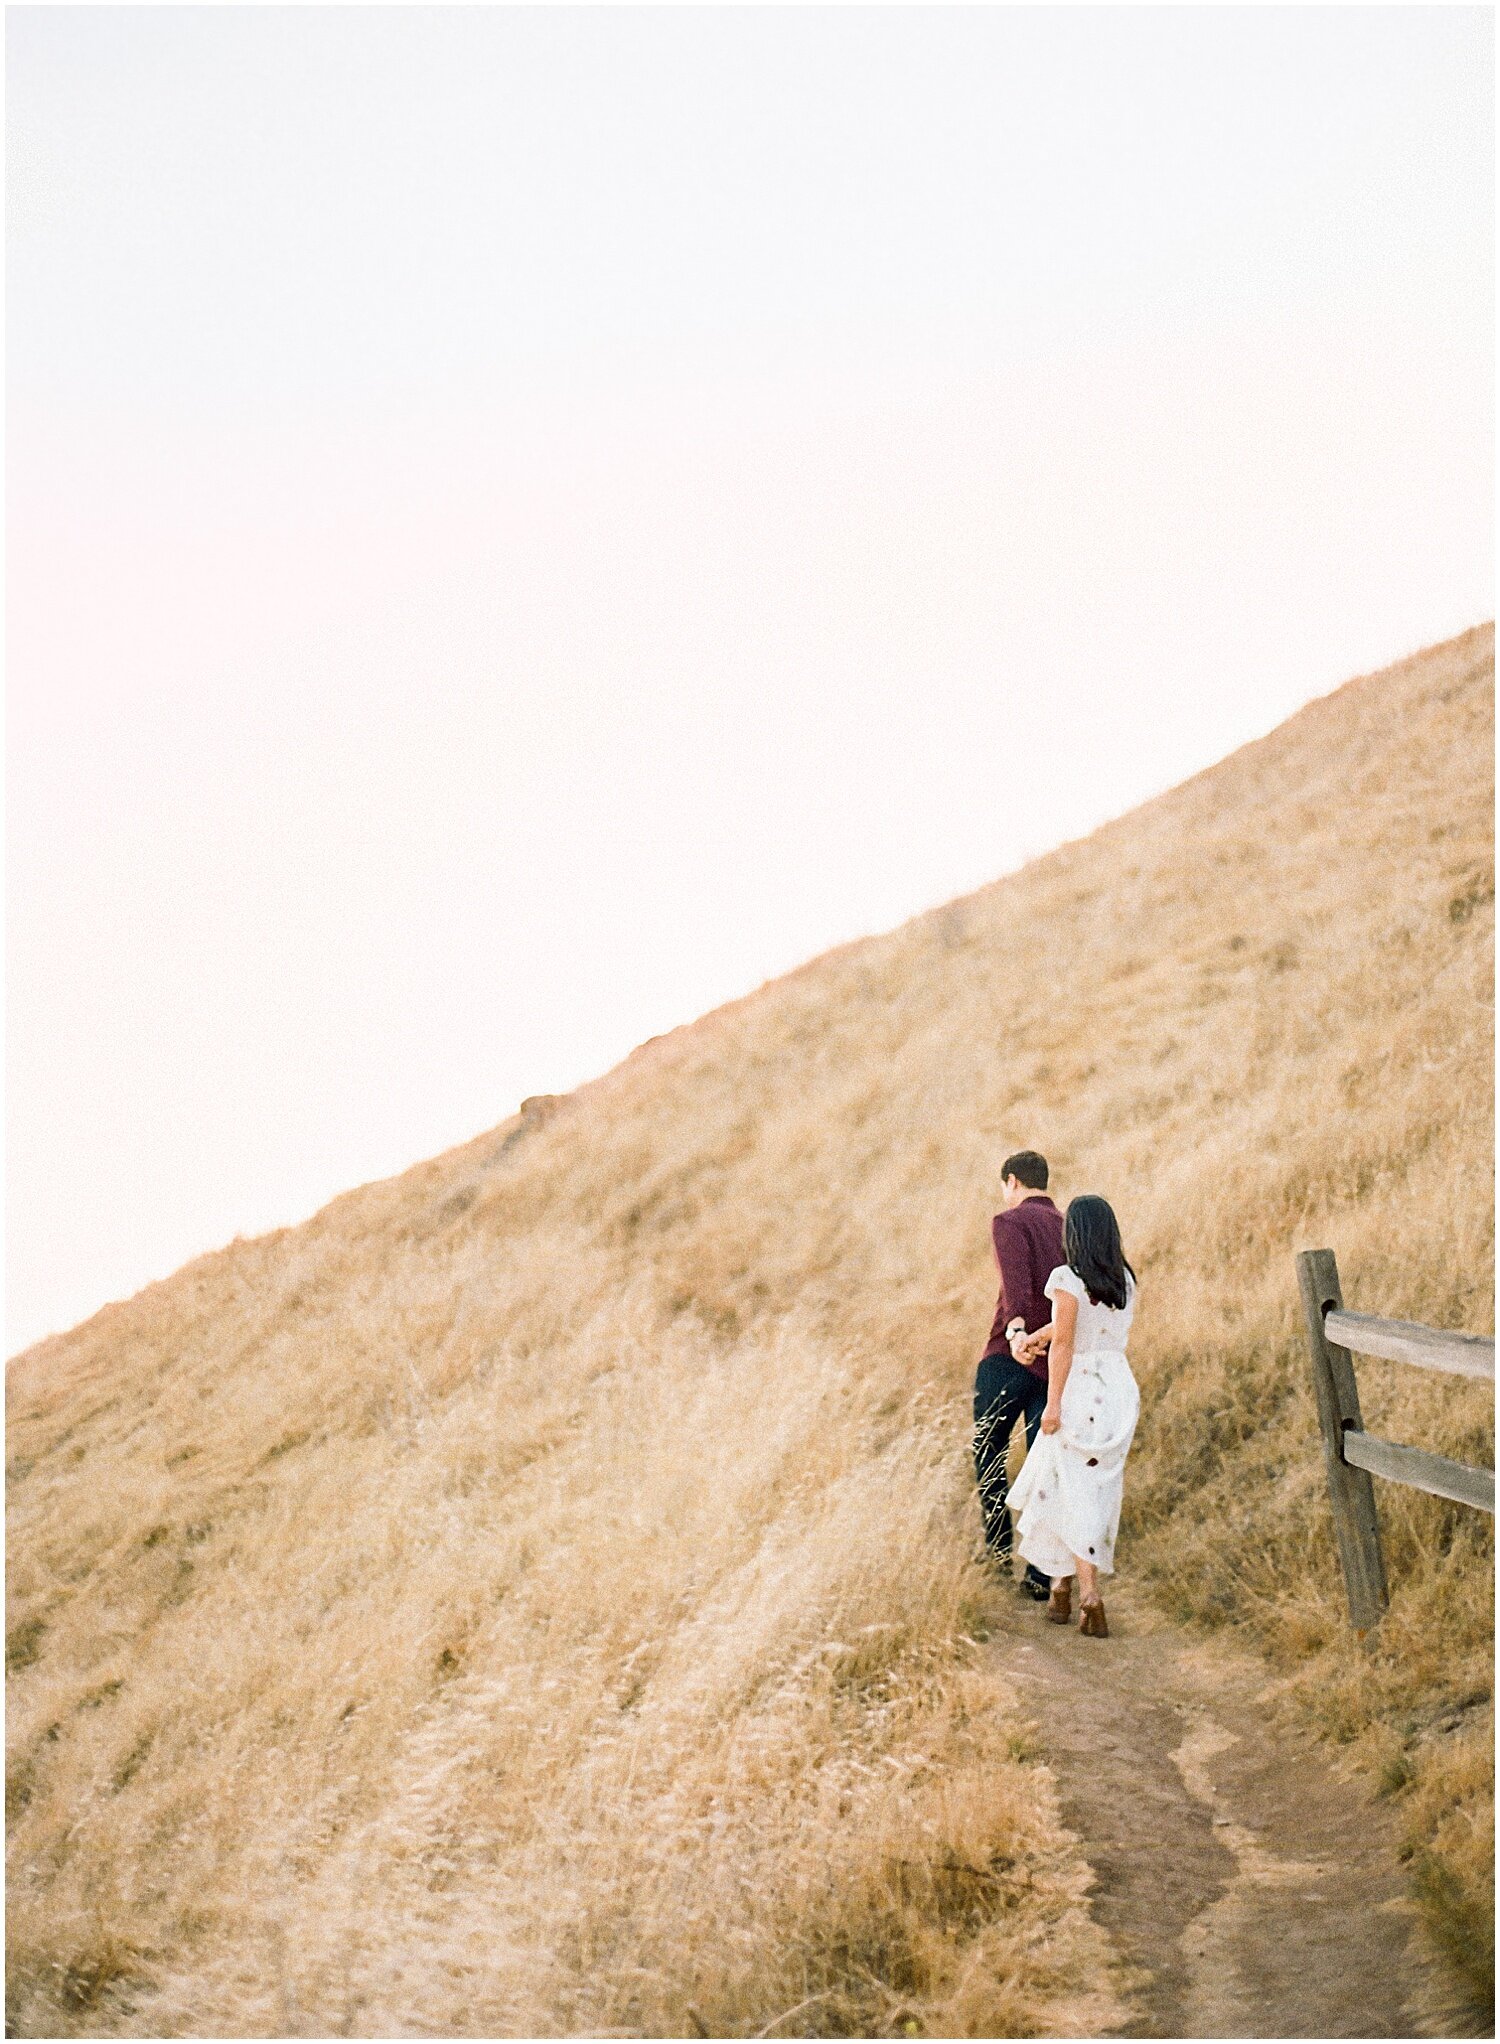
[972, 1150, 1139, 1639]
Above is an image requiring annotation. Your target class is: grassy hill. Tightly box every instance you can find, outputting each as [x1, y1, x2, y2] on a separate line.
[7, 624, 1493, 2037]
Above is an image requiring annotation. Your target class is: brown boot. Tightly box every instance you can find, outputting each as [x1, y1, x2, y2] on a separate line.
[1047, 1579, 1073, 1625]
[1078, 1596, 1109, 1638]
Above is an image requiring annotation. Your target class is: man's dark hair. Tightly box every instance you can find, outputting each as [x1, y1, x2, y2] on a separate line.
[1001, 1150, 1048, 1191]
[1065, 1193, 1135, 1311]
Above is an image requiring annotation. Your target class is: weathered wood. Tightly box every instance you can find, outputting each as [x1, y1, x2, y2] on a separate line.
[1341, 1429, 1495, 1514]
[1324, 1309, 1495, 1382]
[1297, 1249, 1389, 1632]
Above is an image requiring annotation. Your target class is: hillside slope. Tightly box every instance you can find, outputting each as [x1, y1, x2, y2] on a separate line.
[8, 625, 1494, 2037]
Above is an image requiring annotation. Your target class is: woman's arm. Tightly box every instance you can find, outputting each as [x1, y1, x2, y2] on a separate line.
[1040, 1291, 1078, 1433]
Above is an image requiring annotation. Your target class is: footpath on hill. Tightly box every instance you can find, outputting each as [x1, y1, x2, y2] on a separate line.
[992, 1583, 1444, 2039]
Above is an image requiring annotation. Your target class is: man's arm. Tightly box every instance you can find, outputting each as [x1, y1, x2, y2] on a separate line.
[992, 1212, 1033, 1337]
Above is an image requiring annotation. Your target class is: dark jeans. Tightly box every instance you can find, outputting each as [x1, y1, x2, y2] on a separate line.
[973, 1352, 1050, 1589]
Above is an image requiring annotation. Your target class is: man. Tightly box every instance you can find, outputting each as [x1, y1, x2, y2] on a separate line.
[974, 1149, 1065, 1600]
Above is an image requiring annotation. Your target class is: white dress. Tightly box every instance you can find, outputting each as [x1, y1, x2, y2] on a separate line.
[1007, 1266, 1139, 1578]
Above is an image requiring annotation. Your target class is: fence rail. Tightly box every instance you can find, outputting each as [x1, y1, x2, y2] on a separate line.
[1296, 1248, 1495, 1634]
[1339, 1430, 1494, 1515]
[1322, 1308, 1495, 1382]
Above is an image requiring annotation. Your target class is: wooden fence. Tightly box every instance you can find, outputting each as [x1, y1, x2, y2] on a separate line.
[1296, 1248, 1495, 1634]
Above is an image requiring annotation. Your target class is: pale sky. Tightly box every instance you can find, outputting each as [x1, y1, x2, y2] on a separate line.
[7, 5, 1494, 1356]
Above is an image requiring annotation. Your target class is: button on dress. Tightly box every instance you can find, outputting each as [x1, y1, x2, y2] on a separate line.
[1007, 1266, 1139, 1577]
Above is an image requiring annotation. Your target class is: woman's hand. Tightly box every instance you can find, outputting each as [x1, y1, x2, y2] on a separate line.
[1040, 1404, 1062, 1435]
[1013, 1320, 1053, 1364]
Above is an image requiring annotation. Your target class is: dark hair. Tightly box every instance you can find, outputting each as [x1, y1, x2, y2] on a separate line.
[1064, 1194, 1134, 1311]
[1001, 1149, 1048, 1191]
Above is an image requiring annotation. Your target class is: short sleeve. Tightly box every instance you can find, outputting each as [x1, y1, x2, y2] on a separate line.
[1044, 1265, 1085, 1306]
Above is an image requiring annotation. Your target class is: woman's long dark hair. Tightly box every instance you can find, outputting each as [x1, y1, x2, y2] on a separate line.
[1064, 1194, 1134, 1311]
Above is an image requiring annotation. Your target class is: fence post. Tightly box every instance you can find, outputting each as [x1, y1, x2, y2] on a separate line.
[1296, 1248, 1389, 1634]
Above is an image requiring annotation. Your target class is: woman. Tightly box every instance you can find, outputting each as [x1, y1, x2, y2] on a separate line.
[1005, 1194, 1139, 1638]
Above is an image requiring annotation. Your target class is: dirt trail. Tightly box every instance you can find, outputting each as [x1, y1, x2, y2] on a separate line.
[994, 1583, 1440, 2039]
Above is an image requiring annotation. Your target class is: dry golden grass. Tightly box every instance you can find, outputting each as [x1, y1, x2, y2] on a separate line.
[8, 624, 1493, 2036]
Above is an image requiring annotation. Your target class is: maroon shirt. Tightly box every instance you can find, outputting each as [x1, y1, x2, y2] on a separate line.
[982, 1194, 1065, 1377]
